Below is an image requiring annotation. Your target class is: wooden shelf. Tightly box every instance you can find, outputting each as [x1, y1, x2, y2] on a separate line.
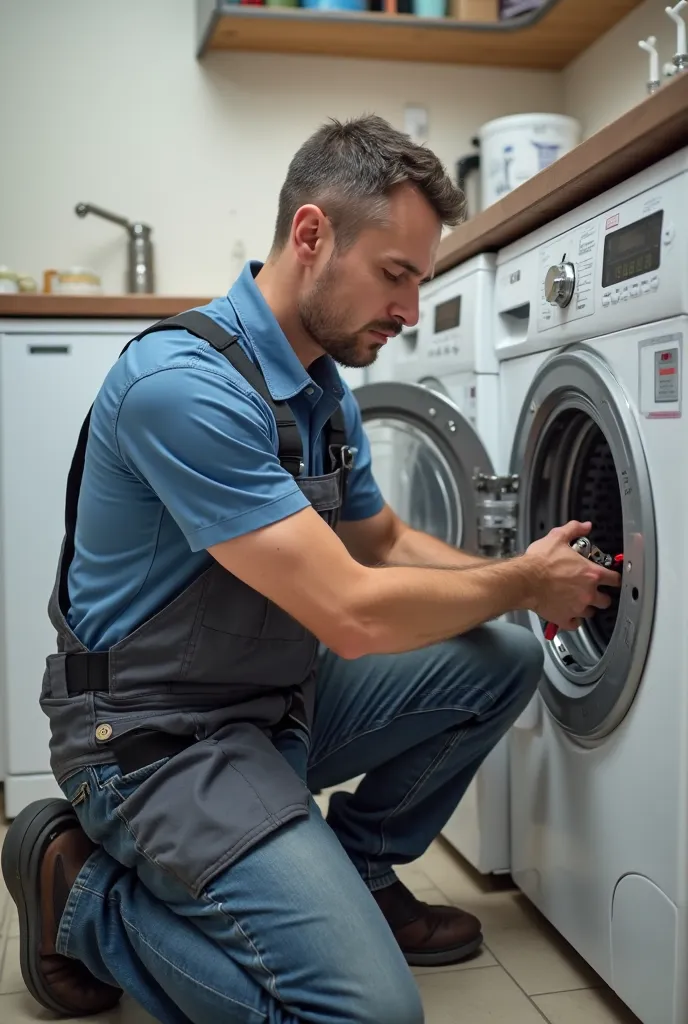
[196, 0, 644, 69]
[0, 296, 213, 320]
[436, 73, 688, 272]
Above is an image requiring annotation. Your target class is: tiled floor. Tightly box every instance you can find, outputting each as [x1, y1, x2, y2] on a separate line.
[0, 786, 642, 1024]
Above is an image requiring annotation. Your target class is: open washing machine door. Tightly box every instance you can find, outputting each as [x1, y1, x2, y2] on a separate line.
[354, 380, 499, 552]
[508, 345, 658, 742]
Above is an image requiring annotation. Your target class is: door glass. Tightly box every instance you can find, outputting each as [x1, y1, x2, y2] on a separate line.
[366, 416, 462, 544]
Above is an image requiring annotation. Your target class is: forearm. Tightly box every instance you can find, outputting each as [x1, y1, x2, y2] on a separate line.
[383, 523, 490, 570]
[350, 556, 536, 655]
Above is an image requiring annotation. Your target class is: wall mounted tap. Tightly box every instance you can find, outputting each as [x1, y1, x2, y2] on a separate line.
[74, 202, 155, 294]
[638, 36, 661, 93]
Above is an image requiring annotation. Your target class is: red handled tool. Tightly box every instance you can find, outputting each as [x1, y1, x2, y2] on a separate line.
[544, 538, 624, 642]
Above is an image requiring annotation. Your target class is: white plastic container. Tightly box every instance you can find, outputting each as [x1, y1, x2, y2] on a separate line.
[478, 113, 581, 209]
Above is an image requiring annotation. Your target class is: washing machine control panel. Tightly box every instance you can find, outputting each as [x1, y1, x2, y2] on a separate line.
[399, 260, 497, 377]
[424, 292, 462, 360]
[494, 161, 688, 355]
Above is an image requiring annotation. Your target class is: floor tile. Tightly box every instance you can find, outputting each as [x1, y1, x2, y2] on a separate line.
[534, 987, 642, 1024]
[417, 963, 546, 1023]
[467, 891, 599, 995]
[0, 936, 23, 995]
[0, 991, 57, 1023]
[0, 991, 157, 1022]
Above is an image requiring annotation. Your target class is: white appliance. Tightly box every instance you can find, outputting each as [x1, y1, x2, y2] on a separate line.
[0, 321, 148, 817]
[492, 147, 688, 1024]
[354, 255, 515, 875]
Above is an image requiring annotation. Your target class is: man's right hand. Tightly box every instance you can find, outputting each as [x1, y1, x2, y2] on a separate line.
[523, 520, 622, 633]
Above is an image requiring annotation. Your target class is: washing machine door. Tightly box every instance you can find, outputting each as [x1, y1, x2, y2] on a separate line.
[353, 380, 494, 552]
[509, 345, 657, 742]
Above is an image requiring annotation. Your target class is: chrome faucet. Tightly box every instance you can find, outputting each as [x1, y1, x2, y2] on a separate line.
[74, 203, 155, 294]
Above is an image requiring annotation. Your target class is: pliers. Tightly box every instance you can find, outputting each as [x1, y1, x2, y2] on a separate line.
[543, 537, 624, 641]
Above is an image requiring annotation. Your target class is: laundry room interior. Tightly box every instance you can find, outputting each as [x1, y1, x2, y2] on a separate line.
[1, 0, 688, 1022]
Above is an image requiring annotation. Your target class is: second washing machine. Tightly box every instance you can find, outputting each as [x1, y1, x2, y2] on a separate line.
[353, 254, 514, 874]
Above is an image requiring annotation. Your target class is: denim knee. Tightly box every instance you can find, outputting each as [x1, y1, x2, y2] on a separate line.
[351, 968, 425, 1024]
[485, 620, 543, 708]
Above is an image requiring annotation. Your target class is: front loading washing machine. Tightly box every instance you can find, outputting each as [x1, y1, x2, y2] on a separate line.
[353, 255, 516, 875]
[490, 147, 688, 1024]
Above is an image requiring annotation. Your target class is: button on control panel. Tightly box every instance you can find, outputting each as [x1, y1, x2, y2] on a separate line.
[602, 274, 659, 307]
[428, 344, 460, 358]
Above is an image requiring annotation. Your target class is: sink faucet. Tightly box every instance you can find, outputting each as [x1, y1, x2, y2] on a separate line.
[74, 203, 155, 294]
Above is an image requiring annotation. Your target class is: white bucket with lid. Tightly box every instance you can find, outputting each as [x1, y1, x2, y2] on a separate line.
[478, 113, 581, 210]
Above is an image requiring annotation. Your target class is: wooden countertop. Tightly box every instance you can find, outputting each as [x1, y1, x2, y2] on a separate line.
[0, 295, 213, 319]
[437, 72, 688, 274]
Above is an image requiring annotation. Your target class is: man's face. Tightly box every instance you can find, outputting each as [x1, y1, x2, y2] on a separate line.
[297, 184, 442, 369]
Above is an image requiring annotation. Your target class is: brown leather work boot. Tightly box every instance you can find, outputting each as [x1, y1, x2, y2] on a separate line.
[1, 798, 123, 1017]
[372, 879, 483, 967]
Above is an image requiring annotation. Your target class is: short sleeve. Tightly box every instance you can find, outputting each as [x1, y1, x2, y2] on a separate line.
[115, 366, 310, 552]
[338, 388, 386, 523]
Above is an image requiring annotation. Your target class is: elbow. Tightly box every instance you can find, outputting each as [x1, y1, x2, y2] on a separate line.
[321, 618, 377, 660]
[317, 583, 384, 660]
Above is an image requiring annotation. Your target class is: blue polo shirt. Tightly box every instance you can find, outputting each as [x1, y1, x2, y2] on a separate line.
[67, 261, 384, 652]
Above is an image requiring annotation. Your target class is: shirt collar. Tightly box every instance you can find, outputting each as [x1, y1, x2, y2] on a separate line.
[227, 261, 344, 404]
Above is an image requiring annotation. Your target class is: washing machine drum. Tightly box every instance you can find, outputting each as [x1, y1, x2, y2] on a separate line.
[530, 409, 624, 654]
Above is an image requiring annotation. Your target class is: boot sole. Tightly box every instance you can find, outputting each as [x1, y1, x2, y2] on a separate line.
[1, 797, 87, 1016]
[403, 931, 484, 967]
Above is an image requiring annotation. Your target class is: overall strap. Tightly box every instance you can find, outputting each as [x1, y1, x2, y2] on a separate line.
[143, 311, 304, 478]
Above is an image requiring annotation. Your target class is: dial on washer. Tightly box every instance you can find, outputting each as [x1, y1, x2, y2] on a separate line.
[545, 259, 576, 307]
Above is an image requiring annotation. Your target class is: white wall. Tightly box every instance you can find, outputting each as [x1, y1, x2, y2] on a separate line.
[564, 0, 677, 139]
[0, 0, 564, 296]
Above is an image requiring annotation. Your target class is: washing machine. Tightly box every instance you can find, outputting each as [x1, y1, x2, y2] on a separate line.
[491, 147, 688, 1024]
[353, 255, 516, 875]
[337, 366, 367, 390]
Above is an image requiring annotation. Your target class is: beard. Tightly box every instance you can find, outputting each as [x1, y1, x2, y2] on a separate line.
[298, 257, 401, 368]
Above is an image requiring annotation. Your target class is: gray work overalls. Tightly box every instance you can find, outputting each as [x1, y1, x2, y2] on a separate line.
[40, 311, 354, 897]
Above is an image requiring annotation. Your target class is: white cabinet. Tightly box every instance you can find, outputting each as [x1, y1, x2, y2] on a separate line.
[0, 321, 152, 816]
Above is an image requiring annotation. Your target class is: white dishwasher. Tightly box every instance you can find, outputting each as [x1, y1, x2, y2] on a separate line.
[0, 320, 151, 817]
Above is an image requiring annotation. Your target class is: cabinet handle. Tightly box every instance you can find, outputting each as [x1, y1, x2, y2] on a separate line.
[27, 345, 71, 355]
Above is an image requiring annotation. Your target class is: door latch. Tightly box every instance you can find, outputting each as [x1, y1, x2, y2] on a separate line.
[473, 473, 520, 558]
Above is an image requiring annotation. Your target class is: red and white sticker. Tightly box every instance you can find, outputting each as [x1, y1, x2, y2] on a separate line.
[605, 213, 620, 230]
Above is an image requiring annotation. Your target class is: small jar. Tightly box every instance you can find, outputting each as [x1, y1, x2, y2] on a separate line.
[0, 266, 19, 294]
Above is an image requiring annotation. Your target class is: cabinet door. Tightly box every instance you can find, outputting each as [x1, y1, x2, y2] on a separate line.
[0, 333, 130, 776]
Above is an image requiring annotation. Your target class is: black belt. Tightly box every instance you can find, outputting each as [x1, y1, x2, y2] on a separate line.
[65, 651, 109, 693]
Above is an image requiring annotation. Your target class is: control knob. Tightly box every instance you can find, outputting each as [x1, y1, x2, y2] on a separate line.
[544, 261, 576, 308]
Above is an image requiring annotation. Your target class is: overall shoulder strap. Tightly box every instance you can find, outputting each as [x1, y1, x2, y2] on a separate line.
[138, 311, 304, 477]
[58, 311, 303, 613]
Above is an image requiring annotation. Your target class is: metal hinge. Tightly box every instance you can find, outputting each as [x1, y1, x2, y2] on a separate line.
[473, 472, 520, 559]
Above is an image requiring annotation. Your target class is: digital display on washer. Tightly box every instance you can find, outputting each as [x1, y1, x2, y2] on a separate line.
[433, 296, 461, 333]
[602, 210, 663, 288]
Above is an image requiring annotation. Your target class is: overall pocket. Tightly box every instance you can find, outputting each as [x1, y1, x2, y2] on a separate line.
[114, 723, 310, 898]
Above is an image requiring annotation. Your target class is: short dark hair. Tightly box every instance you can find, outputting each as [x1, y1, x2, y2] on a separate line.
[270, 113, 466, 253]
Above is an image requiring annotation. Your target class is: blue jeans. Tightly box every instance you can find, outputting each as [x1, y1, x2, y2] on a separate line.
[57, 622, 542, 1024]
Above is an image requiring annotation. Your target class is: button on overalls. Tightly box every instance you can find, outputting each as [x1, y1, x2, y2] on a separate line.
[40, 311, 354, 897]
